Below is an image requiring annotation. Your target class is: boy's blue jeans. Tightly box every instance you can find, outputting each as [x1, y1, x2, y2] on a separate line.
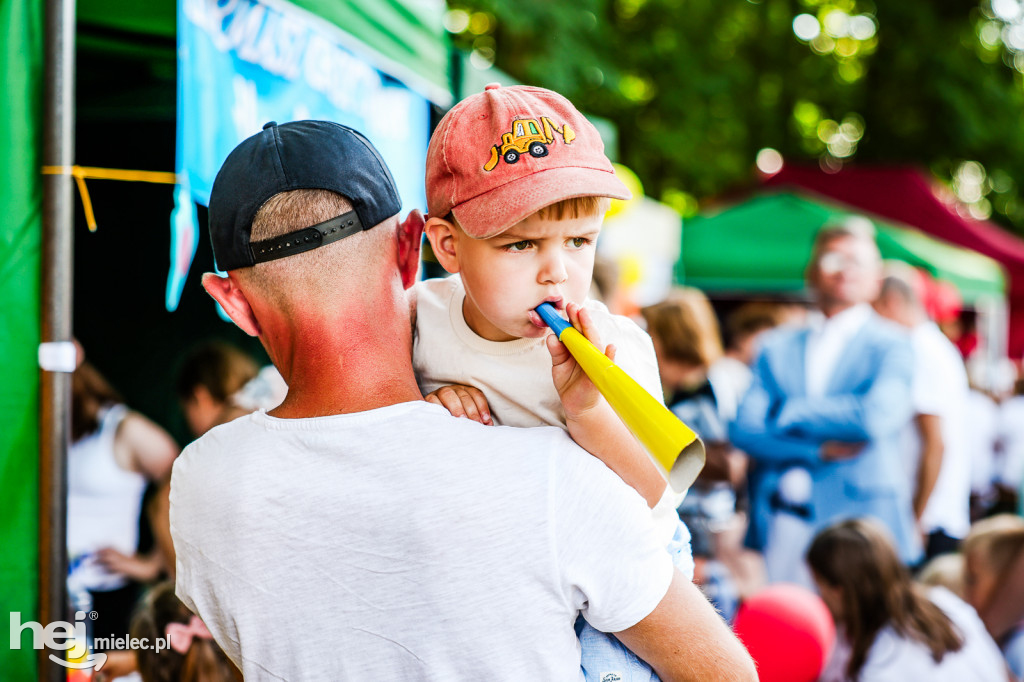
[576, 520, 695, 682]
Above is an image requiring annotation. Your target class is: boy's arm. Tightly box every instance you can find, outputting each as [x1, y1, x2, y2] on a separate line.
[424, 384, 493, 424]
[549, 303, 668, 508]
[565, 398, 667, 508]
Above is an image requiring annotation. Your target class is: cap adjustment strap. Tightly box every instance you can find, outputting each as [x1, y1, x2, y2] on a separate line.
[249, 210, 364, 264]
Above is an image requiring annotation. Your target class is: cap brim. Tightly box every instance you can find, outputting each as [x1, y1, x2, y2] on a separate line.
[450, 166, 632, 239]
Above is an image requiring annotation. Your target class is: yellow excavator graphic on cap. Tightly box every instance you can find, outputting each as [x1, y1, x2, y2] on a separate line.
[483, 116, 576, 171]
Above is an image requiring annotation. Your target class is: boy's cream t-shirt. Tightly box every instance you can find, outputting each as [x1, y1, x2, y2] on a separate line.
[412, 275, 684, 543]
[413, 275, 665, 429]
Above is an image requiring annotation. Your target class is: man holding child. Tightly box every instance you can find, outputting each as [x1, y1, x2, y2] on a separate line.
[170, 87, 754, 680]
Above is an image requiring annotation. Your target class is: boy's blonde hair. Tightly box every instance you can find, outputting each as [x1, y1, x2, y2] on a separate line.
[446, 196, 611, 236]
[535, 196, 611, 221]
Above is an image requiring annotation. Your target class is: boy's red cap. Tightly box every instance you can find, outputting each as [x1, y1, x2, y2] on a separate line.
[426, 84, 631, 239]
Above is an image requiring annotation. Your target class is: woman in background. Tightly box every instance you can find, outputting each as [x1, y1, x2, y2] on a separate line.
[808, 518, 1008, 681]
[69, 356, 179, 674]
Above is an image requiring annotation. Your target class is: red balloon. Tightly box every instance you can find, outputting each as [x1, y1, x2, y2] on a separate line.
[732, 583, 836, 682]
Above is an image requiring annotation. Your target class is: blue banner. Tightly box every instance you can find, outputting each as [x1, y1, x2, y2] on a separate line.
[169, 0, 431, 310]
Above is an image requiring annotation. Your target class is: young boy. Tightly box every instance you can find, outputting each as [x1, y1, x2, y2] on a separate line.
[414, 84, 702, 682]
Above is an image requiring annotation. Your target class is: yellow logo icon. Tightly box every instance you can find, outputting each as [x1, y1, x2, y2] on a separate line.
[483, 117, 576, 171]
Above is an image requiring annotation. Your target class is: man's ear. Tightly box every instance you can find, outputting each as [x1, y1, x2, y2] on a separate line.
[202, 273, 261, 337]
[424, 216, 461, 275]
[397, 209, 425, 290]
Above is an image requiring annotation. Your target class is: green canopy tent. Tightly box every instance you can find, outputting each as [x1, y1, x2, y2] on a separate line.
[77, 0, 451, 102]
[2, 1, 450, 677]
[678, 191, 1006, 304]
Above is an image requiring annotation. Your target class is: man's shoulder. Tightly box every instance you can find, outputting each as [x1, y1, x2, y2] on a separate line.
[476, 421, 590, 464]
[182, 403, 592, 473]
[180, 413, 254, 458]
[173, 414, 261, 484]
[446, 418, 633, 494]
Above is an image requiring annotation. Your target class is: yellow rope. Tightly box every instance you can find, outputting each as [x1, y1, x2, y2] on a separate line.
[41, 165, 180, 232]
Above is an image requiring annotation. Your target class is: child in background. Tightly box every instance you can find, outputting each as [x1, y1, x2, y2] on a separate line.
[176, 342, 288, 439]
[175, 342, 259, 438]
[415, 84, 699, 682]
[810, 519, 1005, 682]
[131, 582, 236, 682]
[962, 514, 1024, 678]
[918, 552, 966, 598]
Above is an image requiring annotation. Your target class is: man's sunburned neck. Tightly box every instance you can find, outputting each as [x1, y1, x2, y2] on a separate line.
[263, 303, 423, 418]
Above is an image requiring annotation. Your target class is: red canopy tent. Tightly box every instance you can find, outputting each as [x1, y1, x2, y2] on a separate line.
[763, 165, 1024, 358]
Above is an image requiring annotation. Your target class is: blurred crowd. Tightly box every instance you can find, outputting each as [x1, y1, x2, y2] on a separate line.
[631, 221, 1024, 681]
[68, 342, 285, 681]
[69, 220, 1024, 681]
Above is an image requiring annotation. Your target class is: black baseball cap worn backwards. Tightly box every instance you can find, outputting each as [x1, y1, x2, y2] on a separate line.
[208, 120, 402, 271]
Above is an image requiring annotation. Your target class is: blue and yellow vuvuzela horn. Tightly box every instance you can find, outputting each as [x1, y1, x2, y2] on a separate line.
[536, 302, 705, 492]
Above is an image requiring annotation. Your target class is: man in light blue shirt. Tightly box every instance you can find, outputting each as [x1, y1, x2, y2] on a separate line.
[732, 220, 920, 581]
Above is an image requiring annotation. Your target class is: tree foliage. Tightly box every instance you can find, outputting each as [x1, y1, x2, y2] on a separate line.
[447, 0, 1024, 233]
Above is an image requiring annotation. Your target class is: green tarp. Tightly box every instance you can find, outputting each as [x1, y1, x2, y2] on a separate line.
[0, 0, 41, 676]
[679, 191, 1006, 304]
[77, 0, 451, 103]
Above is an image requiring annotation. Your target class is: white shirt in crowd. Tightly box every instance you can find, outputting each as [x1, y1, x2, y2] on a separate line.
[171, 402, 673, 681]
[707, 355, 752, 423]
[902, 321, 971, 539]
[819, 587, 1006, 682]
[998, 395, 1024, 493]
[967, 389, 1000, 498]
[804, 303, 873, 399]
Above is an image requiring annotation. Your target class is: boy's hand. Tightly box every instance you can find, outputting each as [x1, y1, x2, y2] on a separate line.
[425, 384, 493, 425]
[546, 302, 615, 422]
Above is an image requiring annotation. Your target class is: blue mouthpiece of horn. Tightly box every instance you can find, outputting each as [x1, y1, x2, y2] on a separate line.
[535, 302, 571, 336]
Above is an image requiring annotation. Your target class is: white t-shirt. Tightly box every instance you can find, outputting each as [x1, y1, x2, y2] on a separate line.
[997, 396, 1024, 491]
[67, 404, 147, 592]
[820, 587, 1006, 682]
[901, 322, 971, 539]
[804, 304, 873, 399]
[966, 389, 1000, 497]
[170, 402, 673, 681]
